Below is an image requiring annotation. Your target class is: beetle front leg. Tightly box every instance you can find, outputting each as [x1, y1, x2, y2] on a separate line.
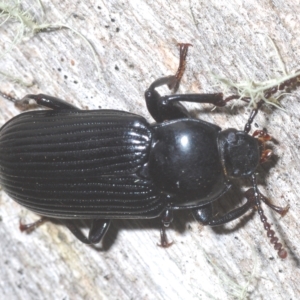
[197, 189, 289, 226]
[192, 192, 257, 226]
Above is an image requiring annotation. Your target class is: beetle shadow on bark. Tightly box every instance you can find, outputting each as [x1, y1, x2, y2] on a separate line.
[283, 239, 300, 266]
[42, 218, 118, 251]
[189, 104, 244, 119]
[188, 101, 280, 134]
[100, 218, 187, 251]
[50, 147, 283, 252]
[47, 217, 181, 251]
[90, 217, 187, 251]
[93, 184, 257, 251]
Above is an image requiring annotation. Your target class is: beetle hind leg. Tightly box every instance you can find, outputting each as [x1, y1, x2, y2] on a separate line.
[15, 94, 79, 110]
[19, 216, 49, 232]
[62, 219, 111, 244]
[19, 217, 111, 244]
[88, 219, 111, 244]
[0, 91, 79, 110]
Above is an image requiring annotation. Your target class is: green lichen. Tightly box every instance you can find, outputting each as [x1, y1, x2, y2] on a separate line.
[214, 71, 300, 110]
[0, 0, 101, 81]
[213, 36, 299, 110]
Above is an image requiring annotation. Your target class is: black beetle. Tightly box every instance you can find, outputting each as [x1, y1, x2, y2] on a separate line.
[0, 44, 290, 258]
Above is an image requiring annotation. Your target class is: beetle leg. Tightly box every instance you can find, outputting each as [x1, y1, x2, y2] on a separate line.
[62, 219, 111, 244]
[158, 208, 174, 247]
[192, 192, 256, 226]
[19, 216, 49, 232]
[19, 217, 110, 244]
[144, 43, 192, 122]
[170, 43, 193, 92]
[145, 79, 245, 122]
[145, 84, 227, 121]
[244, 188, 289, 217]
[256, 190, 289, 217]
[159, 226, 174, 248]
[88, 219, 111, 244]
[0, 91, 79, 110]
[144, 43, 244, 121]
[61, 220, 92, 244]
[15, 94, 80, 110]
[19, 217, 98, 244]
[193, 187, 287, 227]
[191, 203, 213, 224]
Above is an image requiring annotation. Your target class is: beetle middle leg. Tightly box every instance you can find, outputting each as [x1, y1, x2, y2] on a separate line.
[158, 207, 174, 248]
[145, 74, 241, 122]
[144, 42, 245, 122]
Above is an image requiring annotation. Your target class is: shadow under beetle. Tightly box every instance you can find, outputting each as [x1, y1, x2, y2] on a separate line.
[0, 44, 291, 258]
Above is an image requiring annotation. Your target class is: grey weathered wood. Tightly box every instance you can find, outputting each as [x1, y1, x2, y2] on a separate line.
[0, 0, 300, 299]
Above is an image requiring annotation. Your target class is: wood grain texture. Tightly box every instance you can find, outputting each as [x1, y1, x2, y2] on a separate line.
[0, 0, 300, 299]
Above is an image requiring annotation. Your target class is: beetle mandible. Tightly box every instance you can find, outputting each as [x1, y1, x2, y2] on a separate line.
[0, 44, 291, 258]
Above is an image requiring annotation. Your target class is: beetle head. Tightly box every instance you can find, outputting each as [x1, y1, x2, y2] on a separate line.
[218, 129, 260, 178]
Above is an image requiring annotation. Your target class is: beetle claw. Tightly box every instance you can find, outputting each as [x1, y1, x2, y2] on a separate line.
[158, 226, 174, 248]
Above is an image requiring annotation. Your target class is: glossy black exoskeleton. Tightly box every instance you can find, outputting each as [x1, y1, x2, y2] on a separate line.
[0, 44, 290, 258]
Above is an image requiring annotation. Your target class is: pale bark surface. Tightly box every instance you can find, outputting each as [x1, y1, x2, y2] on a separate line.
[0, 1, 300, 299]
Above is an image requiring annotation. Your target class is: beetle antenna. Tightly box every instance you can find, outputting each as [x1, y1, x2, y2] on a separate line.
[251, 174, 287, 258]
[244, 100, 265, 133]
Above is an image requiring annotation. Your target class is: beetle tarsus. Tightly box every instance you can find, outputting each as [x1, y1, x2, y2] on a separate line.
[158, 226, 174, 248]
[259, 193, 290, 217]
[0, 91, 19, 103]
[19, 217, 48, 232]
[168, 43, 193, 93]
